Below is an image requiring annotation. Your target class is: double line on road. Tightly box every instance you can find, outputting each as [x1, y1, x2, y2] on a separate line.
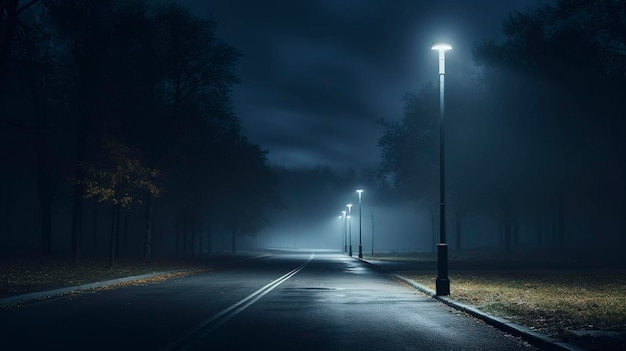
[163, 252, 315, 351]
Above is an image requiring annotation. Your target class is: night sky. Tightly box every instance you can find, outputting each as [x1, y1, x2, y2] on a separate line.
[175, 0, 544, 170]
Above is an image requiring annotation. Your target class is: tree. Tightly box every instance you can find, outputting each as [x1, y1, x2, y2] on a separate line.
[78, 135, 161, 266]
[472, 0, 626, 252]
[1, 0, 64, 255]
[378, 89, 439, 209]
[0, 0, 39, 88]
[215, 139, 278, 254]
[1, 0, 274, 261]
[378, 83, 478, 251]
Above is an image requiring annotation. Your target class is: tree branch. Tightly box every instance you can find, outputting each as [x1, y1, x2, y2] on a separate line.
[16, 0, 38, 15]
[0, 117, 51, 130]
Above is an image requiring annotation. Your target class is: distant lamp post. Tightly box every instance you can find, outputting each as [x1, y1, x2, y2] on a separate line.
[432, 41, 451, 296]
[371, 209, 375, 257]
[347, 204, 353, 256]
[342, 210, 347, 253]
[338, 215, 344, 252]
[356, 189, 364, 258]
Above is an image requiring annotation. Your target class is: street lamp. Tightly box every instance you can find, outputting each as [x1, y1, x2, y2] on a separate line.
[342, 210, 347, 253]
[347, 204, 353, 256]
[338, 215, 343, 252]
[356, 189, 364, 258]
[432, 41, 451, 296]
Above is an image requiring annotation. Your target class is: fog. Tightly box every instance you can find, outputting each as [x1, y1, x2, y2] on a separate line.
[258, 201, 432, 253]
[2, 1, 625, 266]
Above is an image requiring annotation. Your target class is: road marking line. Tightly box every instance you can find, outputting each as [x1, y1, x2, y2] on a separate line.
[163, 252, 315, 351]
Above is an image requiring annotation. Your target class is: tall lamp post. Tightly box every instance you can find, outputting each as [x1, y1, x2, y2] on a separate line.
[347, 204, 353, 256]
[432, 42, 451, 296]
[342, 210, 347, 253]
[338, 215, 343, 252]
[371, 209, 375, 257]
[356, 189, 364, 258]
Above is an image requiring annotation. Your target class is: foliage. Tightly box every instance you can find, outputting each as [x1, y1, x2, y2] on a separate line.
[377, 89, 438, 207]
[0, 0, 281, 258]
[378, 0, 626, 252]
[78, 135, 161, 208]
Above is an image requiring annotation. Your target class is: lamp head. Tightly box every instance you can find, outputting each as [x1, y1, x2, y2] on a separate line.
[431, 42, 452, 52]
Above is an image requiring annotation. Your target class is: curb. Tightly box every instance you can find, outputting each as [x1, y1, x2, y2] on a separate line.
[0, 269, 187, 308]
[357, 257, 586, 351]
[1, 253, 272, 308]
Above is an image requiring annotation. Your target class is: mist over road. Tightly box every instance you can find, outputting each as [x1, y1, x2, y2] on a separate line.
[1, 250, 537, 350]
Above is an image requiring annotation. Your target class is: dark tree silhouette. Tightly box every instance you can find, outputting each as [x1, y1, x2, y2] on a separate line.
[379, 0, 626, 254]
[0, 0, 39, 88]
[0, 0, 278, 261]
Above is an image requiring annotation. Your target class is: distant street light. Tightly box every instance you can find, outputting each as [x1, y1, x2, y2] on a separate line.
[338, 215, 343, 252]
[371, 209, 375, 257]
[432, 41, 451, 296]
[356, 189, 364, 258]
[347, 204, 353, 256]
[342, 210, 347, 253]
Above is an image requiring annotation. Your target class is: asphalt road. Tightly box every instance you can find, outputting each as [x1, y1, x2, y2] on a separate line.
[0, 250, 539, 350]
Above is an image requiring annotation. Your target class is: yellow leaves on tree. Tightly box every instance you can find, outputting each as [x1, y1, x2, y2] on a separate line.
[78, 136, 162, 208]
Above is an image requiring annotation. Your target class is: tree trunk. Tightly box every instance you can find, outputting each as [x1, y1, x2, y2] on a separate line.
[143, 196, 153, 262]
[503, 215, 512, 253]
[183, 214, 187, 258]
[114, 208, 122, 259]
[92, 201, 98, 255]
[0, 181, 6, 254]
[551, 206, 558, 250]
[0, 0, 19, 89]
[535, 217, 542, 249]
[37, 155, 52, 256]
[72, 187, 82, 266]
[513, 220, 519, 248]
[191, 215, 196, 259]
[199, 224, 203, 257]
[122, 211, 129, 257]
[455, 212, 461, 252]
[175, 213, 180, 257]
[33, 89, 53, 256]
[206, 223, 212, 254]
[2, 182, 14, 254]
[557, 195, 565, 251]
[109, 204, 119, 267]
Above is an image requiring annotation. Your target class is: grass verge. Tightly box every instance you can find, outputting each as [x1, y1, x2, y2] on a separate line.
[405, 271, 626, 333]
[0, 256, 206, 299]
[366, 252, 626, 351]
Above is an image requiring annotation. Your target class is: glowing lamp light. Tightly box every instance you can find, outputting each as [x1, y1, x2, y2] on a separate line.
[432, 40, 452, 296]
[431, 42, 452, 75]
[431, 43, 452, 51]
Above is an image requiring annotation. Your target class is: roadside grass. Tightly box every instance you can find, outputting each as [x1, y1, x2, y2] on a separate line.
[368, 252, 626, 333]
[0, 256, 206, 299]
[366, 252, 437, 263]
[366, 251, 626, 350]
[405, 271, 626, 333]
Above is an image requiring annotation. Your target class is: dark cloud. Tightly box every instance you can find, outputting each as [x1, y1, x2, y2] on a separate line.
[176, 0, 544, 170]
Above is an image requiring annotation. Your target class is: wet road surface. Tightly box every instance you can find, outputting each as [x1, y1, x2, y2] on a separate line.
[0, 250, 538, 350]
